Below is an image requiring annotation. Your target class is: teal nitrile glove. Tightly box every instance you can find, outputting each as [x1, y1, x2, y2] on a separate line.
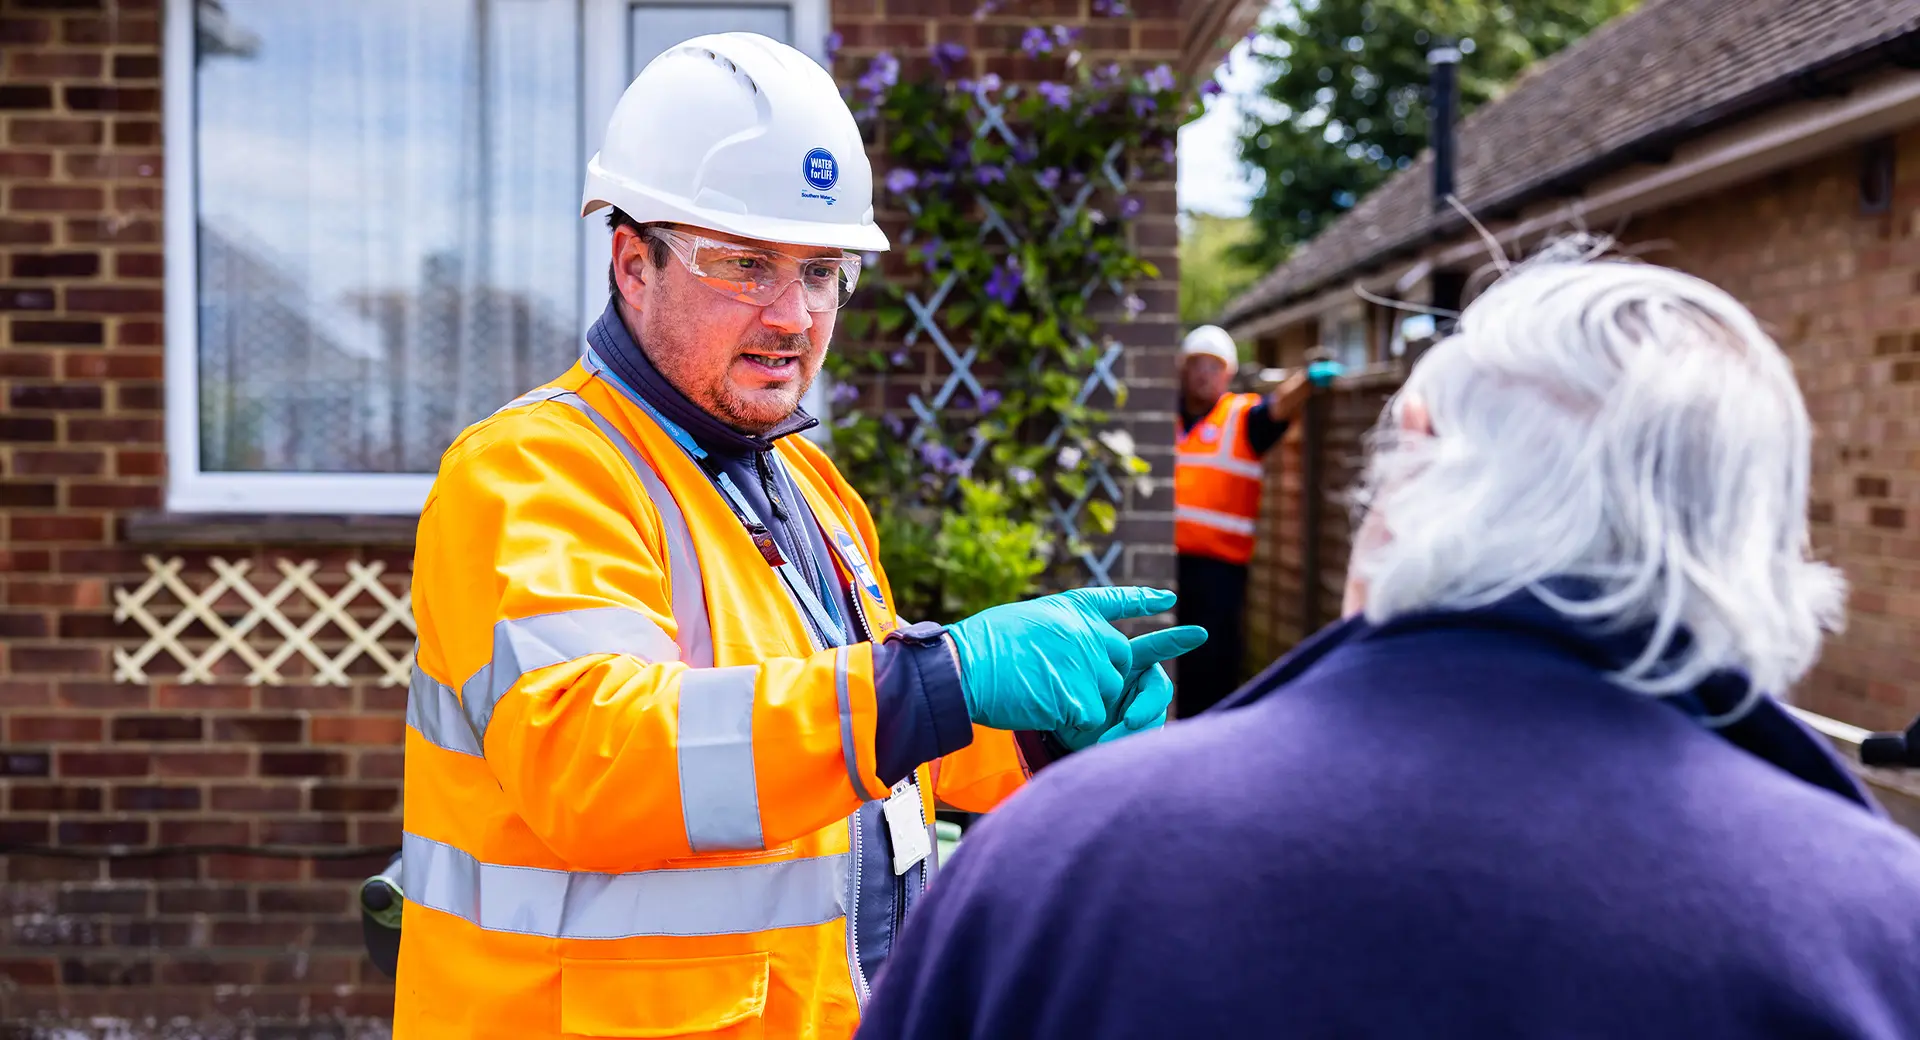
[1058, 625, 1209, 750]
[1307, 359, 1346, 386]
[947, 587, 1183, 738]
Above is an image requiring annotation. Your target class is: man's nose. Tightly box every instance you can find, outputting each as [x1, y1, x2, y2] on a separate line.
[761, 279, 814, 335]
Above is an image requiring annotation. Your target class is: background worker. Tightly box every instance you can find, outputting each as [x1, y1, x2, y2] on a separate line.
[1172, 324, 1314, 715]
[394, 33, 1203, 1040]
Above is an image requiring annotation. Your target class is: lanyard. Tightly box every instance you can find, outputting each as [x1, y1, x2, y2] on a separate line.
[583, 349, 852, 650]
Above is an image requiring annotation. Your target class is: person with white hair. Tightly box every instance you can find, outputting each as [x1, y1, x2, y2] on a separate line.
[853, 251, 1920, 1040]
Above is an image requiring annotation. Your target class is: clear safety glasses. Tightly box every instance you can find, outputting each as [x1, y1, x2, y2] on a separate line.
[646, 227, 862, 312]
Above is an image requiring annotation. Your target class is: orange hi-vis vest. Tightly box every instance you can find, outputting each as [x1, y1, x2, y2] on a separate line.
[396, 355, 1030, 1039]
[1174, 392, 1267, 565]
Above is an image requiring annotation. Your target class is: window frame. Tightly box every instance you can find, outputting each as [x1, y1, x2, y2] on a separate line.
[162, 0, 830, 516]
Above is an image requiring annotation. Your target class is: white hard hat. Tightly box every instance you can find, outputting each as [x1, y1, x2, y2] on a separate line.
[1181, 325, 1239, 367]
[582, 33, 889, 253]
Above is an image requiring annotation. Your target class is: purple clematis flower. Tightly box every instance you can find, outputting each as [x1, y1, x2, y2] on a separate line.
[1119, 196, 1144, 219]
[857, 53, 900, 95]
[914, 237, 945, 272]
[886, 168, 920, 194]
[977, 390, 1003, 413]
[984, 258, 1023, 306]
[1144, 64, 1176, 93]
[932, 41, 969, 76]
[975, 165, 1007, 185]
[831, 382, 861, 407]
[1202, 79, 1224, 97]
[1037, 167, 1062, 191]
[1131, 94, 1157, 118]
[824, 32, 843, 64]
[1020, 26, 1054, 57]
[1038, 81, 1072, 109]
[890, 349, 910, 368]
[883, 414, 905, 436]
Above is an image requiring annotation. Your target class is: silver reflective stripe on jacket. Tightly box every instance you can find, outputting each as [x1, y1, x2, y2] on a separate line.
[1175, 504, 1258, 536]
[462, 608, 680, 745]
[402, 832, 847, 939]
[677, 666, 765, 852]
[407, 607, 677, 759]
[408, 665, 482, 758]
[835, 644, 879, 802]
[547, 391, 715, 669]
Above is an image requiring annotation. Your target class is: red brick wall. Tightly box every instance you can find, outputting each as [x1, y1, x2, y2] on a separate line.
[1623, 125, 1920, 733]
[1241, 124, 1920, 734]
[5, 4, 408, 1034]
[0, 0, 1188, 1033]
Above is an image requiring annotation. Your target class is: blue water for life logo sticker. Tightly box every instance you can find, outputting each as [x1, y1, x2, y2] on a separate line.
[804, 148, 839, 191]
[834, 528, 884, 602]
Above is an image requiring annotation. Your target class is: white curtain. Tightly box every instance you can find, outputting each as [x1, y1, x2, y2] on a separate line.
[194, 0, 580, 473]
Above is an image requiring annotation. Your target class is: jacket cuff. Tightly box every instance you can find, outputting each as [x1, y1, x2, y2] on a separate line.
[870, 621, 975, 788]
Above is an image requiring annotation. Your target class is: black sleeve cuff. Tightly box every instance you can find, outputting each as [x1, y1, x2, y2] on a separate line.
[870, 621, 975, 789]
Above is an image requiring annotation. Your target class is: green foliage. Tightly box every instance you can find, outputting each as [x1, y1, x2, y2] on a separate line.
[828, 36, 1178, 622]
[1179, 212, 1263, 330]
[1230, 0, 1641, 268]
[932, 481, 1052, 623]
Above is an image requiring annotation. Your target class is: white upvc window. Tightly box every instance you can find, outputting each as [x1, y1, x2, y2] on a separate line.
[164, 0, 829, 515]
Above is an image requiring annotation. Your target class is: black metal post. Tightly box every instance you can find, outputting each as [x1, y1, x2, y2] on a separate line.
[1428, 41, 1460, 212]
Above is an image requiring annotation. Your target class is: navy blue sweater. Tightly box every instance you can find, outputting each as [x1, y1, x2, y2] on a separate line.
[857, 595, 1920, 1039]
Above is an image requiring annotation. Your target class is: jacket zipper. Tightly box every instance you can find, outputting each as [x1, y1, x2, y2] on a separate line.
[848, 810, 873, 1003]
[763, 452, 892, 1004]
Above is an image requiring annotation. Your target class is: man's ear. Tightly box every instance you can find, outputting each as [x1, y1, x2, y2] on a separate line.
[610, 225, 653, 312]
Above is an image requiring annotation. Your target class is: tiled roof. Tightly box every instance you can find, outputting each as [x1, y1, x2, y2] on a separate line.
[1219, 0, 1920, 329]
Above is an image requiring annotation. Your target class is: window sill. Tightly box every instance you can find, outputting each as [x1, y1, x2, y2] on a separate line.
[123, 511, 420, 547]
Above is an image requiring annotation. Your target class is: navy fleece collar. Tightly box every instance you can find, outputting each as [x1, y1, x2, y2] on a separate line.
[586, 299, 819, 458]
[1215, 586, 1878, 815]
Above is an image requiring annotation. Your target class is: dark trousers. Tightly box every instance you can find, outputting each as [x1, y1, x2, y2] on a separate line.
[1173, 553, 1250, 718]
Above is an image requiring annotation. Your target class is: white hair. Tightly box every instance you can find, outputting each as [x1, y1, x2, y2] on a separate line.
[1351, 245, 1846, 709]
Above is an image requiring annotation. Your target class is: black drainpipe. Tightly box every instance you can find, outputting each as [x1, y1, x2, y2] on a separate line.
[1428, 40, 1460, 212]
[1428, 39, 1464, 333]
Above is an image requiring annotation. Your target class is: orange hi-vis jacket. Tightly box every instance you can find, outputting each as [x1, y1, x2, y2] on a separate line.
[1174, 392, 1268, 565]
[396, 350, 1030, 1038]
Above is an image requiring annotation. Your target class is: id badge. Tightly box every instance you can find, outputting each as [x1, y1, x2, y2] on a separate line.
[881, 778, 931, 875]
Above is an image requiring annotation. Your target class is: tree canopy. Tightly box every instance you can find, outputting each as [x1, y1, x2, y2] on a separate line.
[1230, 0, 1640, 269]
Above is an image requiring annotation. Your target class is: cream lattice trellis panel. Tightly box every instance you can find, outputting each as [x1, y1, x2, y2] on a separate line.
[114, 555, 416, 687]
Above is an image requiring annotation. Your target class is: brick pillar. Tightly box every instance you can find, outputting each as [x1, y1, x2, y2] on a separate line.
[831, 0, 1184, 594]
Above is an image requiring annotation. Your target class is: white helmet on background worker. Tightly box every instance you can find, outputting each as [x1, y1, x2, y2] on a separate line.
[582, 32, 889, 253]
[1181, 325, 1239, 367]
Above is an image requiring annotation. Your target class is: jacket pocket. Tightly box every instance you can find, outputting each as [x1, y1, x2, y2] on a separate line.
[559, 953, 769, 1038]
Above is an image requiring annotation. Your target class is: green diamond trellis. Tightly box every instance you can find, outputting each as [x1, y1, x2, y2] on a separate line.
[897, 90, 1135, 586]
